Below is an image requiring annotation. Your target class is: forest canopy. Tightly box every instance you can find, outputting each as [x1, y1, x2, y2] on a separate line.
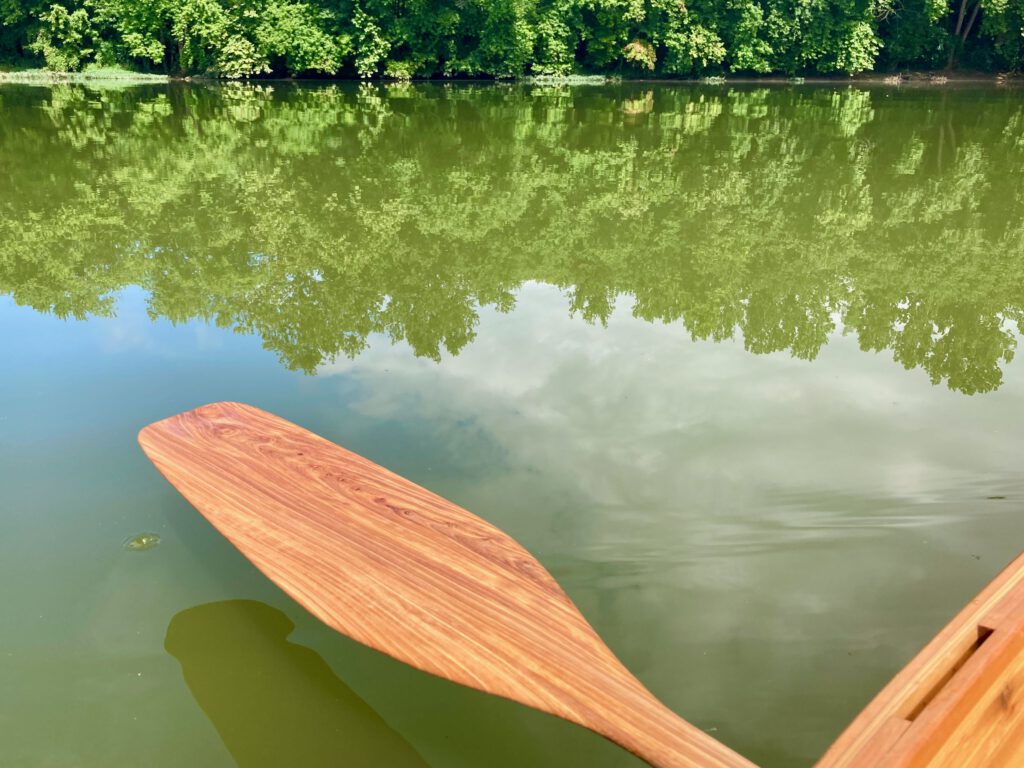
[1, 0, 1022, 77]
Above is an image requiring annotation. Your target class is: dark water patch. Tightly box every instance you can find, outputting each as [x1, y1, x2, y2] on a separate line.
[165, 600, 428, 767]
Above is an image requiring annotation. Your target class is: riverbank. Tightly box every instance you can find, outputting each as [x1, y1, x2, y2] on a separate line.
[0, 67, 167, 85]
[0, 68, 1017, 88]
[750, 70, 1020, 87]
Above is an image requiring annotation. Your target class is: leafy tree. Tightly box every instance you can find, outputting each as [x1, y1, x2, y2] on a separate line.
[3, 0, 1022, 74]
[30, 3, 96, 70]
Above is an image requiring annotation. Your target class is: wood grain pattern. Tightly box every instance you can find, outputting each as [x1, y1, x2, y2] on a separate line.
[816, 551, 1024, 768]
[139, 402, 754, 768]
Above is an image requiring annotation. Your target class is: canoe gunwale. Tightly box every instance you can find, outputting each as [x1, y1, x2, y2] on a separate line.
[816, 551, 1024, 767]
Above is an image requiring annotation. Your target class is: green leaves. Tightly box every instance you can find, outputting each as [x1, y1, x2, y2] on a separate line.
[3, 0, 1024, 74]
[623, 39, 656, 69]
[30, 4, 96, 70]
[350, 5, 390, 77]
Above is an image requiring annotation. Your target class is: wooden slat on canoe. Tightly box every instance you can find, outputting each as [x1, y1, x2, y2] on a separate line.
[816, 552, 1024, 767]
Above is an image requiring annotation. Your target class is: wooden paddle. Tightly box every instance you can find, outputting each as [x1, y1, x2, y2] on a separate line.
[139, 401, 755, 768]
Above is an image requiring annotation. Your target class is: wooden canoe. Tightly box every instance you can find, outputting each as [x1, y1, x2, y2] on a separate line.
[816, 549, 1024, 767]
[140, 402, 1024, 767]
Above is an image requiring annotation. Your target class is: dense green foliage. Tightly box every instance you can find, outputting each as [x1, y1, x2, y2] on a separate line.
[1, 0, 1023, 76]
[2, 83, 1024, 394]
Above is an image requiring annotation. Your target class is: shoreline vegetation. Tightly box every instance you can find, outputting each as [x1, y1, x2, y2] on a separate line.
[1, 0, 1022, 82]
[0, 66, 167, 83]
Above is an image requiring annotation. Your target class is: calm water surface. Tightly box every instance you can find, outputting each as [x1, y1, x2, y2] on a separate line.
[2, 82, 1024, 767]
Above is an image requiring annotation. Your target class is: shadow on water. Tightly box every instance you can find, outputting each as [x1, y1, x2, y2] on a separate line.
[164, 600, 429, 768]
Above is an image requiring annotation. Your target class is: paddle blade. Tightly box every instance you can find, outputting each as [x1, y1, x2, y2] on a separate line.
[139, 402, 753, 768]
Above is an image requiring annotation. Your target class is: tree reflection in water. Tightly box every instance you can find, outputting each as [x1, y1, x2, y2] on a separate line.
[1, 83, 1022, 394]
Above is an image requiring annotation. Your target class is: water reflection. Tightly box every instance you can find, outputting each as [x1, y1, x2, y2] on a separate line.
[1, 83, 1022, 393]
[164, 600, 428, 767]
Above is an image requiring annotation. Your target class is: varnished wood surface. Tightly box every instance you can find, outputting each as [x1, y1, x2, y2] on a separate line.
[139, 402, 754, 768]
[816, 551, 1024, 768]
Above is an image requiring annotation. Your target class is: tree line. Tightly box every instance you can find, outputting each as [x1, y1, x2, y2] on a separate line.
[1, 0, 1022, 77]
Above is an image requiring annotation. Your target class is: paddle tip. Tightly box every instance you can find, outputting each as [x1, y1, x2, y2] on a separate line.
[138, 402, 258, 449]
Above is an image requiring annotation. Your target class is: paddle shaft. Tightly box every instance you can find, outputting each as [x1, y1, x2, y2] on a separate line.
[576, 687, 754, 768]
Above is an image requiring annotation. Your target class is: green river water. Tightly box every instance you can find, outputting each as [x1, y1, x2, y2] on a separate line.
[2, 81, 1024, 767]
